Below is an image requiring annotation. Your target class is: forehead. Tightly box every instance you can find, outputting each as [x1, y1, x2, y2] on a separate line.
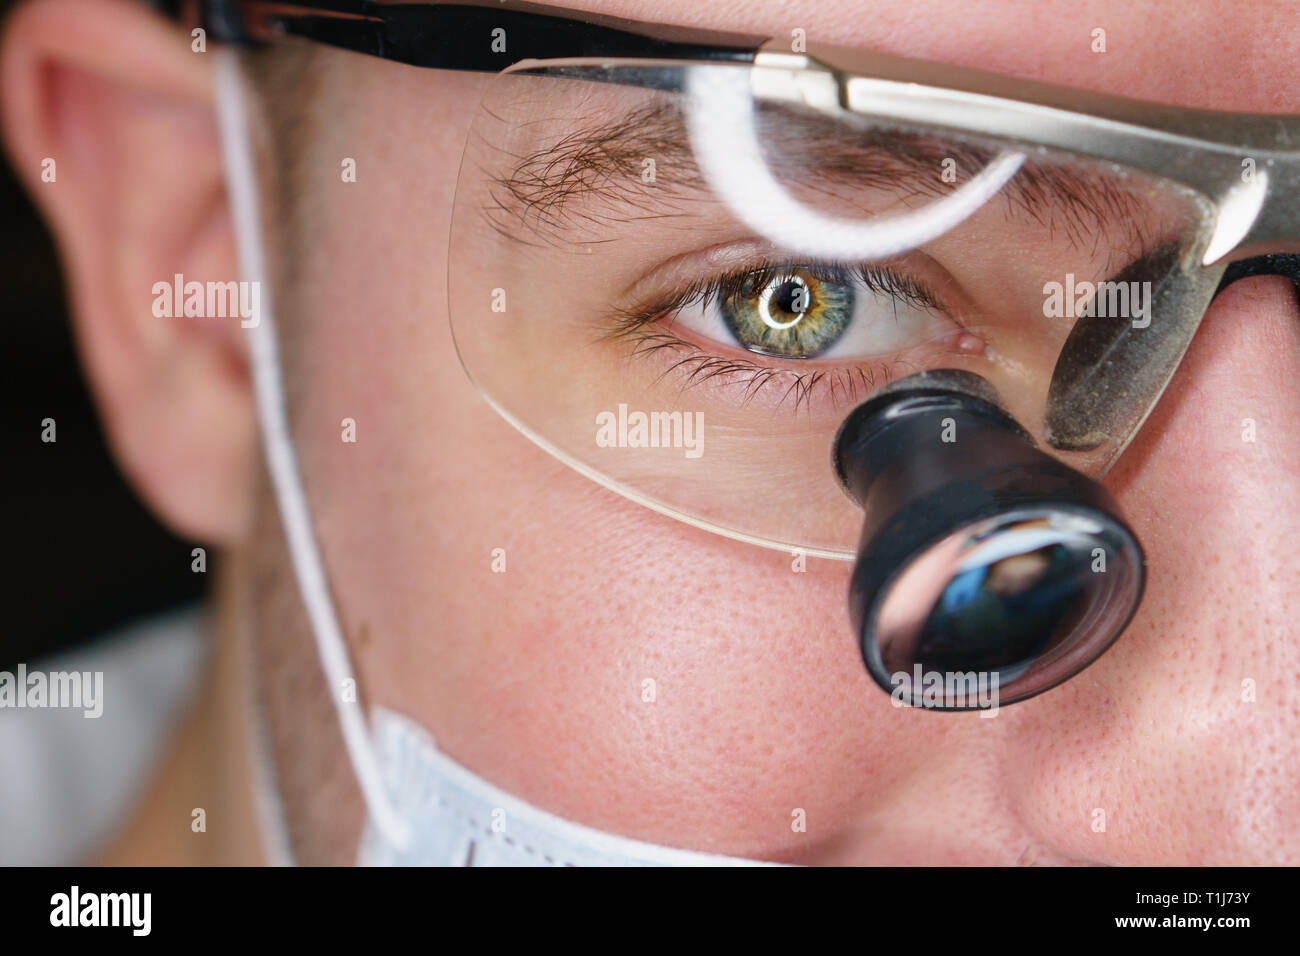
[525, 0, 1300, 112]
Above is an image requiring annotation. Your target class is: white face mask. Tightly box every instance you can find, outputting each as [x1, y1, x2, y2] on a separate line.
[213, 50, 772, 868]
[358, 707, 777, 866]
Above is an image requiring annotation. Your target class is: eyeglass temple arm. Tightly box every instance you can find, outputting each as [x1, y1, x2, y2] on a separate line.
[198, 0, 762, 70]
[758, 44, 1300, 263]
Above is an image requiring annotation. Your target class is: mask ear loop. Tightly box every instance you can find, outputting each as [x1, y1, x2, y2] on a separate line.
[211, 48, 411, 852]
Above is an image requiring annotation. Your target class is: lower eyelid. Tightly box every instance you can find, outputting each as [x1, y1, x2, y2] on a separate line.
[606, 309, 989, 415]
[627, 327, 908, 412]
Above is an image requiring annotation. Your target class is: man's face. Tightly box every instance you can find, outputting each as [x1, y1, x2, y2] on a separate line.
[236, 0, 1300, 865]
[5, 0, 1295, 865]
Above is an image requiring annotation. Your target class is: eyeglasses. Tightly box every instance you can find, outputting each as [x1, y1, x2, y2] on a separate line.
[200, 0, 1300, 560]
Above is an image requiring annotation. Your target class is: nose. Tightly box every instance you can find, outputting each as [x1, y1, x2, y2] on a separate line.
[1000, 275, 1300, 865]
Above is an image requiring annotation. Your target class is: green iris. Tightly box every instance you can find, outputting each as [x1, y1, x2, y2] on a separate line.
[720, 268, 854, 358]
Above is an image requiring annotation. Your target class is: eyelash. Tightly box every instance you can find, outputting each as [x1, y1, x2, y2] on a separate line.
[604, 259, 950, 412]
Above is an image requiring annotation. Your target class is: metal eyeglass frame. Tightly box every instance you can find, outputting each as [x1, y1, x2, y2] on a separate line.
[195, 0, 1300, 265]
[194, 0, 1300, 458]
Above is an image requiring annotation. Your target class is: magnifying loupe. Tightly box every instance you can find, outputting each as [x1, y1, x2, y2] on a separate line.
[834, 370, 1146, 710]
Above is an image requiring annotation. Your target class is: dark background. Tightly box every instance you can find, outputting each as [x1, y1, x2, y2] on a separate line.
[0, 0, 205, 671]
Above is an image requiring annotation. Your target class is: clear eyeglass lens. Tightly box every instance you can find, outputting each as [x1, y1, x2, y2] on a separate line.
[448, 60, 1217, 556]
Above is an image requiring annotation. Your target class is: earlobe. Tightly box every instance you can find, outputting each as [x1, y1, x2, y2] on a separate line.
[1, 0, 255, 542]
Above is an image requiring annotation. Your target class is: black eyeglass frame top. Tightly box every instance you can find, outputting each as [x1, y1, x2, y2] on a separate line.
[199, 0, 762, 71]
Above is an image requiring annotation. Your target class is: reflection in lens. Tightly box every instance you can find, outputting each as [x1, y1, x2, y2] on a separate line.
[874, 513, 1141, 702]
[911, 538, 1086, 679]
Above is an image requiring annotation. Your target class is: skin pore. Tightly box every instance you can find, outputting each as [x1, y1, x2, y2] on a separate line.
[3, 0, 1299, 865]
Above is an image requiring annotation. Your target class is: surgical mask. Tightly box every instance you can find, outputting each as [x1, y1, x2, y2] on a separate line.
[213, 49, 771, 867]
[358, 707, 777, 866]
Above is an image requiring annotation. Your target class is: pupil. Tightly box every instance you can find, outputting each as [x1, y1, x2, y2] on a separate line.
[773, 279, 808, 316]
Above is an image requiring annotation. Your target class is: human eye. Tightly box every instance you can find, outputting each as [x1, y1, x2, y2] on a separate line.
[607, 250, 988, 410]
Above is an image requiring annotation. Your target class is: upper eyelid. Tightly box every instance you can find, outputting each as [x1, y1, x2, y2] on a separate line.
[614, 244, 961, 334]
[660, 261, 945, 316]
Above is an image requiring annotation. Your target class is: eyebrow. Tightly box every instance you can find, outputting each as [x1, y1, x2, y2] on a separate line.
[484, 99, 1155, 260]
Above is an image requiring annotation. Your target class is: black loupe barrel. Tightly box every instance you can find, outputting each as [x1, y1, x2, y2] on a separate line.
[833, 370, 1145, 710]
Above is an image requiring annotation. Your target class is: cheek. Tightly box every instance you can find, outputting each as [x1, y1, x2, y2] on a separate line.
[277, 74, 953, 854]
[307, 335, 954, 855]
[284, 173, 954, 855]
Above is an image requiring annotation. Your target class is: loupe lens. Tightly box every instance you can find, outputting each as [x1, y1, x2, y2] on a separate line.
[835, 371, 1145, 709]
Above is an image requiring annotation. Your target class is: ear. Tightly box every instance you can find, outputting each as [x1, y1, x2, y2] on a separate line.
[1, 0, 254, 542]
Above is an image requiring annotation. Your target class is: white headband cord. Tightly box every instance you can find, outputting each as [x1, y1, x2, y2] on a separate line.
[685, 66, 1026, 260]
[211, 48, 411, 851]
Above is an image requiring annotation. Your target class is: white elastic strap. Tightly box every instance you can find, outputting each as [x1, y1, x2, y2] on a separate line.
[686, 67, 1026, 261]
[211, 49, 411, 851]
